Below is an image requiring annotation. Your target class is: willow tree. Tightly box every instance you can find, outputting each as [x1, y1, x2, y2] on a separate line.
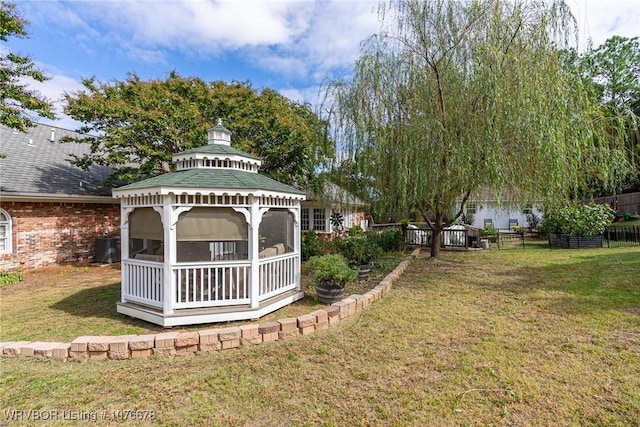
[326, 0, 629, 257]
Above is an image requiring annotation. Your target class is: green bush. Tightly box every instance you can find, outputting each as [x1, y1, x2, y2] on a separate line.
[481, 225, 498, 237]
[302, 230, 324, 261]
[333, 234, 382, 265]
[369, 229, 403, 252]
[0, 270, 24, 286]
[540, 203, 615, 236]
[527, 212, 540, 230]
[347, 225, 365, 236]
[307, 254, 358, 289]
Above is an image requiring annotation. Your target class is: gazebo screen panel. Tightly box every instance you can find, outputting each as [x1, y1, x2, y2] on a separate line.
[129, 207, 164, 260]
[177, 207, 249, 262]
[259, 209, 294, 257]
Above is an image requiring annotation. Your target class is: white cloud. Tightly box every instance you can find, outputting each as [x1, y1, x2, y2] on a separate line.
[15, 0, 639, 126]
[569, 0, 640, 50]
[66, 0, 315, 51]
[243, 1, 380, 90]
[28, 69, 86, 130]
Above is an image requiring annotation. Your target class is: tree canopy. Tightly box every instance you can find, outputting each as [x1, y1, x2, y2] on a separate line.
[0, 1, 54, 131]
[325, 0, 629, 257]
[63, 72, 332, 190]
[576, 36, 640, 192]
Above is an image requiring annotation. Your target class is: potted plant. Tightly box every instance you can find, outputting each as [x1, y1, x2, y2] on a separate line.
[307, 254, 358, 303]
[540, 203, 614, 249]
[481, 224, 498, 242]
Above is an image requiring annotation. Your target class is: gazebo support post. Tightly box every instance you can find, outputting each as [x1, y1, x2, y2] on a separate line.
[249, 196, 260, 309]
[161, 202, 174, 315]
[120, 209, 131, 304]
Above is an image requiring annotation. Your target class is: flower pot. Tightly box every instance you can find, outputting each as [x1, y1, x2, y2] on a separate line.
[480, 238, 490, 249]
[315, 282, 345, 303]
[358, 262, 373, 281]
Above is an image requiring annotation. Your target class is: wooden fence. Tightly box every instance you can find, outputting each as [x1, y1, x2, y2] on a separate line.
[592, 192, 640, 217]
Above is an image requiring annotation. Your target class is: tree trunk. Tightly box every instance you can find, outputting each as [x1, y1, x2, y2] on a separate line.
[431, 229, 441, 258]
[429, 212, 444, 258]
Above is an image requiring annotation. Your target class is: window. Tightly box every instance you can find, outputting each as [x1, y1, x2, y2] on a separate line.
[313, 208, 326, 231]
[523, 204, 533, 215]
[301, 208, 310, 232]
[0, 209, 11, 253]
[466, 203, 477, 214]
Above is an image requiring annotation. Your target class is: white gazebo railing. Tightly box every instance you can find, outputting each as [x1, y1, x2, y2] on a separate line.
[122, 254, 300, 312]
[122, 259, 164, 309]
[173, 261, 250, 309]
[258, 253, 298, 301]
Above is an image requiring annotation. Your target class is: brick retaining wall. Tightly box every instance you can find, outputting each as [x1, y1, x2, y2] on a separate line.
[0, 249, 419, 362]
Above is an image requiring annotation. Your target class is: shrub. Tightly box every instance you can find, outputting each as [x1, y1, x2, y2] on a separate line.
[462, 212, 475, 226]
[0, 270, 24, 286]
[526, 212, 540, 230]
[540, 203, 615, 236]
[369, 229, 403, 252]
[302, 230, 323, 261]
[347, 225, 365, 236]
[333, 234, 382, 265]
[307, 254, 358, 289]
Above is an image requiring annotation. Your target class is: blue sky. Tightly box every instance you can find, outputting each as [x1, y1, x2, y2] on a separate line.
[6, 0, 640, 130]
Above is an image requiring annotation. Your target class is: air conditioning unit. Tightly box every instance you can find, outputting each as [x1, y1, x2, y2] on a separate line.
[95, 236, 121, 263]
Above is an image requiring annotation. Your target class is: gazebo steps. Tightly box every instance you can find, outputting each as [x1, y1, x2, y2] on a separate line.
[117, 289, 305, 327]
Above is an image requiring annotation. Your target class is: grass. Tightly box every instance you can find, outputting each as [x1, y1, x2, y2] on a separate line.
[0, 253, 407, 342]
[609, 217, 640, 227]
[1, 245, 639, 426]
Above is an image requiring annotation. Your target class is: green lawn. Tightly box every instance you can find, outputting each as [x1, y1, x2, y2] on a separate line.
[0, 254, 406, 342]
[1, 246, 639, 426]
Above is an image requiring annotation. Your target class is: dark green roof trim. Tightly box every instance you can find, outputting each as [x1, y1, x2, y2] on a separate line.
[210, 122, 231, 133]
[115, 169, 305, 195]
[176, 143, 260, 160]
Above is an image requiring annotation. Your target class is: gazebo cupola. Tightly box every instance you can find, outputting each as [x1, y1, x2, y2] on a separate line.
[112, 120, 306, 326]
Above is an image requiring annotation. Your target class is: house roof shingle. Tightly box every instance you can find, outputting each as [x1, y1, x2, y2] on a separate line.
[0, 123, 114, 200]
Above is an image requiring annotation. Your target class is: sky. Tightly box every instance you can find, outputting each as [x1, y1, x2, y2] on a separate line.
[5, 0, 640, 130]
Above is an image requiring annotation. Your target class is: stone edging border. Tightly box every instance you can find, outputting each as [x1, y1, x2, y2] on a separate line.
[1, 249, 420, 362]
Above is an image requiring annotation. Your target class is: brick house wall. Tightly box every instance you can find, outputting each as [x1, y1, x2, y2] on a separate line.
[0, 201, 121, 270]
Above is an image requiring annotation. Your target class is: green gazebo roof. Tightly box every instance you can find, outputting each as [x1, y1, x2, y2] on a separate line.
[115, 168, 304, 195]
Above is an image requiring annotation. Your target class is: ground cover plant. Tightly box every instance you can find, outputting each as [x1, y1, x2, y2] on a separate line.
[1, 245, 638, 426]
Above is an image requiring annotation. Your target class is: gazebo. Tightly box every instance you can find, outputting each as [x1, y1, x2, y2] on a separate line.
[113, 120, 306, 326]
